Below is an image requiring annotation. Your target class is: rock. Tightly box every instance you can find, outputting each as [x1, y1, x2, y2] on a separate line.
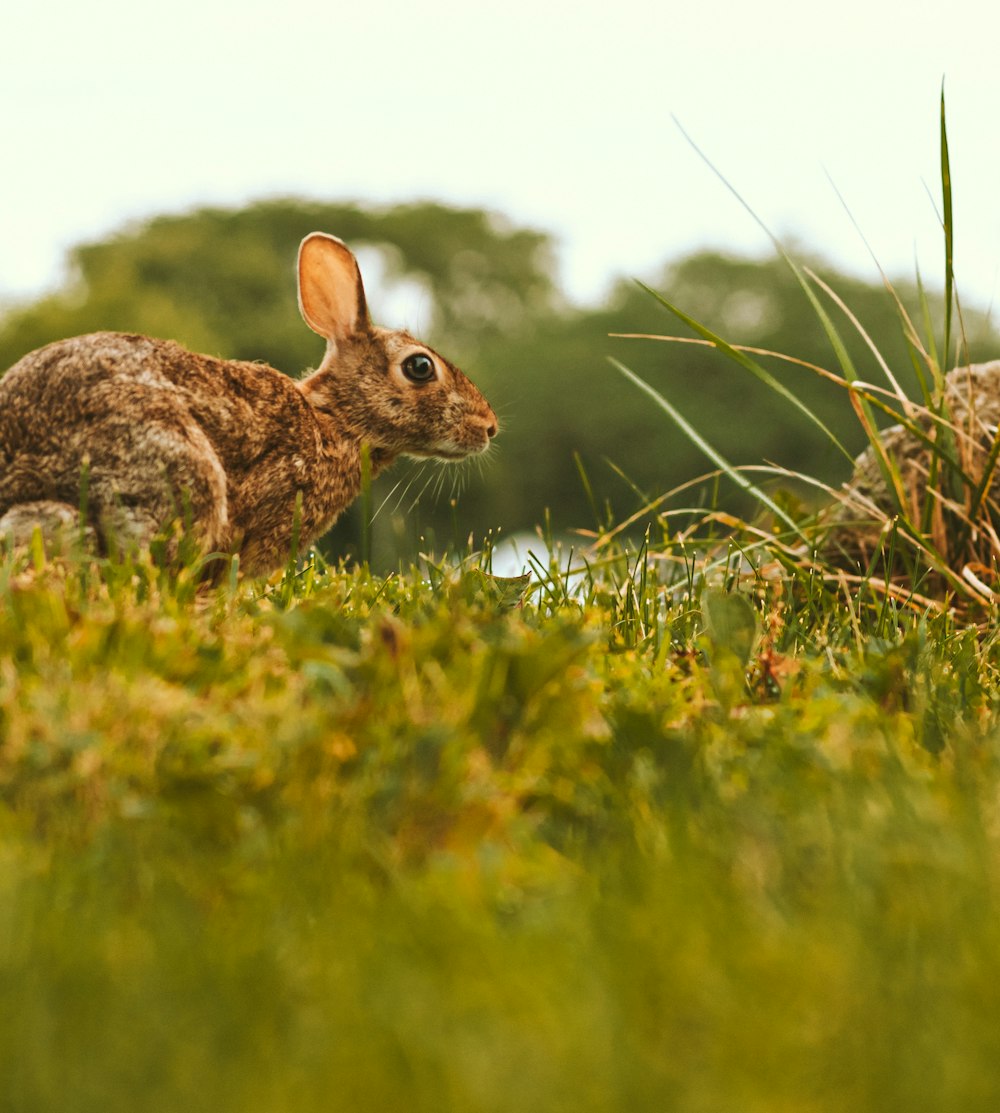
[823, 360, 1000, 564]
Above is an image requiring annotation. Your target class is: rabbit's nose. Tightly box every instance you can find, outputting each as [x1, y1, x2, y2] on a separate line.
[486, 420, 498, 439]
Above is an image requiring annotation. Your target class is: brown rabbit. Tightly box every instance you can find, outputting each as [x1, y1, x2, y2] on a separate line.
[0, 234, 499, 574]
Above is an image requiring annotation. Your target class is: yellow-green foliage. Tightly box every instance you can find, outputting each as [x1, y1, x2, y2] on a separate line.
[3, 548, 1000, 1111]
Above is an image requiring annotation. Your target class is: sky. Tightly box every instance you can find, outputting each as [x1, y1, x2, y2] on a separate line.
[4, 0, 1000, 315]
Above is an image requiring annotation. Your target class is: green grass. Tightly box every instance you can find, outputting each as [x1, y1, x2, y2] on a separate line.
[6, 91, 1000, 1113]
[3, 539, 1000, 1112]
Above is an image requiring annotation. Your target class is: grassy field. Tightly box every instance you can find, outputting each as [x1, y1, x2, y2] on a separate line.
[5, 96, 1000, 1113]
[3, 535, 1000, 1113]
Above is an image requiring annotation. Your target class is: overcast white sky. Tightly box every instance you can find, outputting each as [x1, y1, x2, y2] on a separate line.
[3, 0, 1000, 312]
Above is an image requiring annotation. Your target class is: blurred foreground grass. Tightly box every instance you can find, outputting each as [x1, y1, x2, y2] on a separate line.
[3, 545, 1000, 1112]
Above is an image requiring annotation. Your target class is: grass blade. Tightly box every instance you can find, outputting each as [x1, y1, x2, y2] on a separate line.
[941, 83, 955, 366]
[636, 281, 853, 462]
[668, 118, 917, 516]
[608, 356, 807, 542]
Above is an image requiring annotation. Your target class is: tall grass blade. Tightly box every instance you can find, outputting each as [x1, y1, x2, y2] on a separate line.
[803, 267, 908, 405]
[360, 443, 373, 567]
[914, 266, 941, 394]
[636, 281, 852, 462]
[573, 451, 604, 531]
[940, 84, 955, 366]
[608, 357, 807, 541]
[823, 167, 937, 389]
[669, 117, 909, 514]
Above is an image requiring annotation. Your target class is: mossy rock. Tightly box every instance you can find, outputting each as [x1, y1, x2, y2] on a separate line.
[823, 360, 1000, 567]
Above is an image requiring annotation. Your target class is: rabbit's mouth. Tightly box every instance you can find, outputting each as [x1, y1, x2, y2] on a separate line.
[407, 419, 496, 461]
[420, 437, 494, 461]
[408, 441, 489, 462]
[410, 448, 471, 462]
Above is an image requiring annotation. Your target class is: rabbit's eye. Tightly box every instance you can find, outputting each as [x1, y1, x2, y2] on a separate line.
[402, 353, 436, 383]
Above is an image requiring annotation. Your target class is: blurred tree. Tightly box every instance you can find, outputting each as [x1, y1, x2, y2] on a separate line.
[2, 203, 996, 565]
[0, 200, 558, 373]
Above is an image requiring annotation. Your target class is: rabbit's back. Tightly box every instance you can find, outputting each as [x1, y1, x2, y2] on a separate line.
[0, 332, 351, 569]
[2, 331, 310, 460]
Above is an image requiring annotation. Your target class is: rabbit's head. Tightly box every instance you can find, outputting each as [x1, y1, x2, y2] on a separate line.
[296, 234, 498, 462]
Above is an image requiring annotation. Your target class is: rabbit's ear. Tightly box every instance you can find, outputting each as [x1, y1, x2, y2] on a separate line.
[297, 233, 371, 342]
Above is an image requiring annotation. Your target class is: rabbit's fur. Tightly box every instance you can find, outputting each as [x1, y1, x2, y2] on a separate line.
[0, 234, 498, 574]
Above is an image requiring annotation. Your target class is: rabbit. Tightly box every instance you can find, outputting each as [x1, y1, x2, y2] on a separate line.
[0, 233, 499, 575]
